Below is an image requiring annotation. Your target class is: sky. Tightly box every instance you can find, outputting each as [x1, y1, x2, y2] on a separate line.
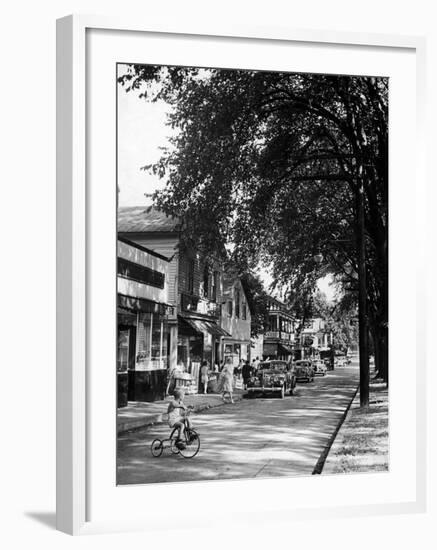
[117, 65, 336, 302]
[117, 65, 172, 207]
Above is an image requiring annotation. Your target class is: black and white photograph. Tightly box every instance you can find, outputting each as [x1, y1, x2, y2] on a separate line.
[116, 63, 389, 485]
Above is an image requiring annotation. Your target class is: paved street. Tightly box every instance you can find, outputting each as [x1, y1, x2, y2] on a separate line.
[117, 364, 359, 485]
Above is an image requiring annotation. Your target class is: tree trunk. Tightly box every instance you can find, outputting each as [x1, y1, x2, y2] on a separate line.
[371, 322, 388, 385]
[356, 181, 370, 408]
[370, 326, 380, 376]
[378, 324, 389, 386]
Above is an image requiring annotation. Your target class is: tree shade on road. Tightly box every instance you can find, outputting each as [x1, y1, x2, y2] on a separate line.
[117, 365, 359, 485]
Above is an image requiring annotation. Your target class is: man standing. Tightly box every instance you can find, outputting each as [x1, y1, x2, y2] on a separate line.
[242, 360, 253, 390]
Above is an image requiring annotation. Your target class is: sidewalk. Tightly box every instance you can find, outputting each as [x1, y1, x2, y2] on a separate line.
[321, 374, 389, 474]
[117, 390, 244, 434]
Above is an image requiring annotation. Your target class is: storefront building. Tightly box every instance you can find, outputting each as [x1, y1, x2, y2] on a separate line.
[117, 238, 172, 407]
[118, 206, 229, 393]
[176, 254, 230, 392]
[119, 207, 262, 392]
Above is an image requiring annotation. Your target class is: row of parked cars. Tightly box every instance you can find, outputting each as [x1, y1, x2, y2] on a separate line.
[245, 358, 332, 399]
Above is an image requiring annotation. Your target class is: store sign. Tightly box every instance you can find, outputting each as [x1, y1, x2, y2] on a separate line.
[118, 258, 165, 289]
[136, 351, 165, 371]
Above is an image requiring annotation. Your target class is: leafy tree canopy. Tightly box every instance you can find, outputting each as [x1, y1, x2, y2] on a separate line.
[119, 65, 388, 378]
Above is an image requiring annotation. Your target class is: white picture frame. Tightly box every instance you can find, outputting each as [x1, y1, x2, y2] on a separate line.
[56, 14, 427, 535]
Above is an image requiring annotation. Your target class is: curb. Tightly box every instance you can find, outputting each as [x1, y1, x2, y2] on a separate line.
[118, 394, 243, 434]
[312, 383, 360, 475]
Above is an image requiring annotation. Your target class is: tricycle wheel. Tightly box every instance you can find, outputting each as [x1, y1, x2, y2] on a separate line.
[179, 430, 200, 458]
[150, 439, 163, 457]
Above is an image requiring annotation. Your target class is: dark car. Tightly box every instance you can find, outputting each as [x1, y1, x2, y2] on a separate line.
[246, 360, 296, 398]
[294, 360, 315, 383]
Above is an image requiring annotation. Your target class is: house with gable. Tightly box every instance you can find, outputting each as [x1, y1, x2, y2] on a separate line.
[118, 206, 231, 391]
[220, 274, 252, 366]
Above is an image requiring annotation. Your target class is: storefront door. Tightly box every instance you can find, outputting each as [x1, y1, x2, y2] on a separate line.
[118, 329, 130, 372]
[117, 325, 136, 405]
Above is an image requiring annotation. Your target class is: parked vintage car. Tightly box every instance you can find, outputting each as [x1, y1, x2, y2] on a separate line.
[294, 360, 315, 383]
[312, 360, 327, 376]
[323, 357, 334, 371]
[246, 360, 296, 398]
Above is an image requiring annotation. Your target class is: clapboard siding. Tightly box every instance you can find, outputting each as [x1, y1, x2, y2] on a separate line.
[178, 253, 223, 303]
[119, 232, 224, 311]
[221, 279, 251, 341]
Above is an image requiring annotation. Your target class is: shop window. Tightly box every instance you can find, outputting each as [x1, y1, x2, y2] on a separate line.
[117, 329, 130, 372]
[118, 258, 165, 289]
[136, 312, 169, 370]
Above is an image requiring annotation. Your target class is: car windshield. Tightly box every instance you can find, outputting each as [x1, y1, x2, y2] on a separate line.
[260, 362, 286, 371]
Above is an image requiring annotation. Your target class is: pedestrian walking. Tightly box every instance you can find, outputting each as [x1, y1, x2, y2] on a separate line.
[220, 358, 235, 403]
[166, 360, 186, 396]
[200, 360, 209, 394]
[166, 364, 177, 397]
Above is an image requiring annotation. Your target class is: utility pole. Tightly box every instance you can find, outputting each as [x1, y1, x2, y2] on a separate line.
[356, 180, 370, 408]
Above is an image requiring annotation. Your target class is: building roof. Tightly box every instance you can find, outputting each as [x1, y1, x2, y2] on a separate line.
[118, 206, 181, 233]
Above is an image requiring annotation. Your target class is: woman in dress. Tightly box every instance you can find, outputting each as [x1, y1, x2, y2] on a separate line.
[221, 358, 235, 403]
[200, 360, 209, 394]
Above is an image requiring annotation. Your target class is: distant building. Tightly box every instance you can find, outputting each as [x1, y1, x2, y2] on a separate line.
[296, 317, 333, 359]
[220, 275, 251, 366]
[263, 296, 295, 360]
[250, 334, 264, 363]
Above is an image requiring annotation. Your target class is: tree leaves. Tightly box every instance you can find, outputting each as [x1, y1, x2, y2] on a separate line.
[119, 65, 388, 342]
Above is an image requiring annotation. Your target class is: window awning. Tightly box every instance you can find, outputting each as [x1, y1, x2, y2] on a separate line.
[118, 293, 173, 315]
[179, 316, 231, 337]
[278, 343, 294, 355]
